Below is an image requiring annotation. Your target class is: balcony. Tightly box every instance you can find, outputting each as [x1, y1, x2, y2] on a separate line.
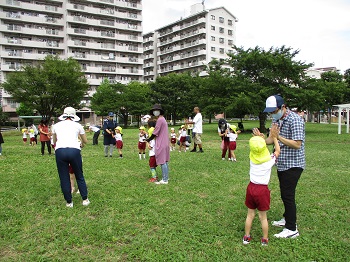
[179, 17, 206, 30]
[117, 68, 143, 75]
[116, 1, 142, 11]
[1, 64, 22, 71]
[117, 57, 141, 64]
[3, 1, 63, 14]
[115, 45, 142, 53]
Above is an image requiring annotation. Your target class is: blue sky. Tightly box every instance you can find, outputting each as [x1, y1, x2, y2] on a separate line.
[142, 0, 350, 72]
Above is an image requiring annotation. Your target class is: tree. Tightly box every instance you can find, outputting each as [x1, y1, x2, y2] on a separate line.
[149, 73, 197, 125]
[90, 79, 120, 116]
[16, 103, 35, 126]
[91, 80, 152, 128]
[227, 45, 313, 131]
[200, 59, 234, 122]
[0, 107, 9, 129]
[2, 55, 89, 118]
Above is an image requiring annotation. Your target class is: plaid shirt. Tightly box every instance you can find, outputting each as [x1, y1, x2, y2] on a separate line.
[272, 109, 305, 171]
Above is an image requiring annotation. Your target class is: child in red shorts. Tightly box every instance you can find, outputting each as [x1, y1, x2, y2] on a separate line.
[243, 134, 280, 246]
[138, 126, 147, 160]
[114, 127, 123, 158]
[147, 120, 157, 182]
[178, 125, 187, 152]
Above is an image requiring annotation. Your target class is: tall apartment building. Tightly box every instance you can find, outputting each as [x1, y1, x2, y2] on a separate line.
[0, 0, 143, 120]
[143, 4, 238, 82]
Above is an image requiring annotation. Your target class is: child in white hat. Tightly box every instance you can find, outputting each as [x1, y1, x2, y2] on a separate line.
[243, 133, 280, 246]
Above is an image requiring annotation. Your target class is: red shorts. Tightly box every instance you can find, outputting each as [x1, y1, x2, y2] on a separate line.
[245, 182, 270, 211]
[149, 155, 157, 168]
[30, 137, 35, 142]
[229, 141, 237, 150]
[171, 138, 176, 144]
[68, 164, 74, 174]
[23, 138, 27, 142]
[179, 136, 186, 143]
[138, 141, 146, 150]
[116, 140, 123, 149]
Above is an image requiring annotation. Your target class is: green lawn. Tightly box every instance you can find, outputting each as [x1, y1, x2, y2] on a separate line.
[0, 122, 349, 261]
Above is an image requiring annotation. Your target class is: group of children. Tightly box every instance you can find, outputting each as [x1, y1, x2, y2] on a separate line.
[21, 127, 37, 146]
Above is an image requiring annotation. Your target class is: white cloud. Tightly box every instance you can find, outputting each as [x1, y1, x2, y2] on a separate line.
[142, 0, 350, 72]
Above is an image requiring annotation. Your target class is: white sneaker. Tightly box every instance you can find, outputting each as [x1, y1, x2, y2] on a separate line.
[66, 202, 73, 208]
[228, 158, 232, 161]
[76, 189, 80, 195]
[272, 218, 286, 227]
[222, 158, 225, 160]
[274, 228, 299, 238]
[155, 180, 168, 185]
[82, 199, 90, 206]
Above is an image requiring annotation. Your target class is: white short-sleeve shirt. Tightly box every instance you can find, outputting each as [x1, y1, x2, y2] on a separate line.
[52, 120, 85, 150]
[249, 155, 276, 185]
[192, 113, 203, 134]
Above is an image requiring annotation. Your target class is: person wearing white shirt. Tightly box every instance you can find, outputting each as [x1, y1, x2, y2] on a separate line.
[186, 107, 204, 153]
[52, 107, 90, 208]
[89, 125, 100, 145]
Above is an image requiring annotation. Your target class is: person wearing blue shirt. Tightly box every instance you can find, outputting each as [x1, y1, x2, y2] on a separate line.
[103, 112, 117, 157]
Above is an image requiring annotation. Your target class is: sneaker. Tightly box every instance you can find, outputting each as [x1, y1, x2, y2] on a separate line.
[228, 158, 232, 161]
[242, 235, 251, 245]
[149, 177, 158, 183]
[274, 228, 299, 238]
[222, 158, 225, 160]
[233, 159, 237, 162]
[197, 150, 204, 153]
[155, 180, 168, 185]
[82, 199, 90, 206]
[261, 238, 269, 246]
[272, 218, 286, 227]
[190, 149, 197, 152]
[76, 189, 80, 194]
[66, 202, 73, 208]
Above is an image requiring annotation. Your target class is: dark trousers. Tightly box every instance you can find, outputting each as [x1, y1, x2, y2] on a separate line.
[55, 148, 88, 203]
[93, 130, 100, 145]
[277, 167, 303, 231]
[41, 141, 51, 155]
[221, 140, 231, 158]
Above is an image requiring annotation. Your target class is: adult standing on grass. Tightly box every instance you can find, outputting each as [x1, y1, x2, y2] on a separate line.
[38, 119, 51, 156]
[103, 112, 117, 157]
[0, 130, 4, 156]
[52, 107, 90, 208]
[89, 125, 100, 145]
[186, 107, 204, 153]
[146, 104, 170, 185]
[254, 94, 305, 239]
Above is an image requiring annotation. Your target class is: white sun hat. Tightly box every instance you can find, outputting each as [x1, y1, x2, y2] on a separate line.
[58, 107, 80, 121]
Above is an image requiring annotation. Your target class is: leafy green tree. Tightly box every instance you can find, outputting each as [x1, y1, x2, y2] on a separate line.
[91, 80, 152, 127]
[320, 71, 347, 123]
[124, 81, 152, 127]
[0, 107, 9, 129]
[90, 79, 120, 116]
[16, 103, 35, 126]
[227, 45, 313, 131]
[149, 73, 196, 125]
[2, 55, 89, 118]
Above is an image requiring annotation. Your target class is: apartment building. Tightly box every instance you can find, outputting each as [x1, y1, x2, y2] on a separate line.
[0, 0, 143, 120]
[143, 4, 238, 82]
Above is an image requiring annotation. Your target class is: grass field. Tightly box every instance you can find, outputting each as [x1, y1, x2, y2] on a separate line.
[0, 121, 349, 261]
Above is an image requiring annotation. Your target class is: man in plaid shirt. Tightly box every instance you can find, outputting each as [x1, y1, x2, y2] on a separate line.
[257, 95, 305, 239]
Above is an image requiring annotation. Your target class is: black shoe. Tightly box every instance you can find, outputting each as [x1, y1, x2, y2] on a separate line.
[190, 149, 197, 152]
[197, 150, 204, 153]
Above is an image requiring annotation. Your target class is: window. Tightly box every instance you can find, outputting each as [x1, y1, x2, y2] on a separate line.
[219, 17, 224, 23]
[211, 25, 215, 31]
[211, 15, 215, 20]
[228, 30, 233, 36]
[219, 48, 224, 54]
[228, 19, 233, 25]
[228, 39, 233, 46]
[219, 37, 224, 44]
[219, 27, 224, 33]
[211, 46, 215, 52]
[227, 49, 233, 54]
[211, 36, 215, 41]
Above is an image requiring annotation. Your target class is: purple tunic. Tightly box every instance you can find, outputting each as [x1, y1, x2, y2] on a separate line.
[153, 116, 170, 165]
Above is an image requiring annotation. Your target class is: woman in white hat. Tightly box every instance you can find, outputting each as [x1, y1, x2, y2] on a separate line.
[51, 107, 90, 207]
